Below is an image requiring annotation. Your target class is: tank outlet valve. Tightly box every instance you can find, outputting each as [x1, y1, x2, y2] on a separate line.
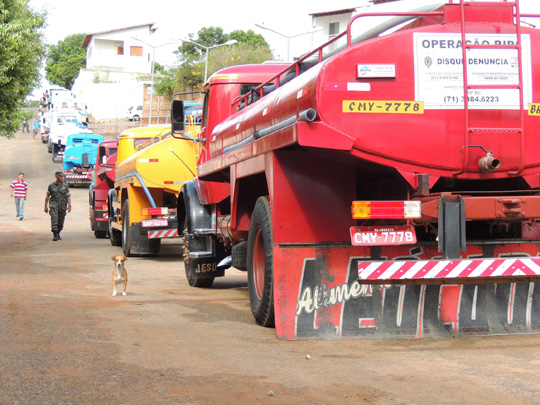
[478, 151, 501, 172]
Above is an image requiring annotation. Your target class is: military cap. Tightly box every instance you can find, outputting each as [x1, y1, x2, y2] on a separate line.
[55, 171, 64, 177]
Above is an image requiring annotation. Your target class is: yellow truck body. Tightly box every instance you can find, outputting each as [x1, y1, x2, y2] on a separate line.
[111, 123, 199, 256]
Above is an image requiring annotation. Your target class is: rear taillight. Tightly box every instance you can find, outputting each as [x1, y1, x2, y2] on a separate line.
[352, 201, 421, 219]
[141, 207, 169, 216]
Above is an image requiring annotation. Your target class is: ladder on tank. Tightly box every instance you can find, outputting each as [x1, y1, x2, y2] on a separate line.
[456, 0, 526, 176]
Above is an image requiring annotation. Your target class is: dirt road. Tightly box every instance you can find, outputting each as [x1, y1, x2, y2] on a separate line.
[1, 130, 540, 404]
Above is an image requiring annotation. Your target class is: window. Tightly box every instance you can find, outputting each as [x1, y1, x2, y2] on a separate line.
[329, 22, 340, 39]
[130, 46, 143, 57]
[202, 91, 210, 128]
[116, 46, 124, 55]
[133, 138, 151, 148]
[329, 22, 340, 51]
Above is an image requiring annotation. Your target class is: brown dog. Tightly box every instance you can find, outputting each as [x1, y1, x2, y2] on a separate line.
[111, 255, 128, 296]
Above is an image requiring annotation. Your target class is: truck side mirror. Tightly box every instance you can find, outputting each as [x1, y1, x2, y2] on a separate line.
[171, 100, 185, 133]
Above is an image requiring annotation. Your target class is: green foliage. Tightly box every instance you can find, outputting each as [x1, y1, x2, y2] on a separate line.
[207, 43, 272, 75]
[0, 0, 46, 138]
[228, 30, 269, 48]
[21, 109, 35, 121]
[153, 67, 177, 95]
[92, 72, 115, 84]
[45, 33, 86, 90]
[157, 26, 272, 94]
[22, 99, 41, 108]
[177, 27, 228, 59]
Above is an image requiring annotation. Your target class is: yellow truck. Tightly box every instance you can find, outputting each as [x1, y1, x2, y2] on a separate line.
[109, 117, 199, 256]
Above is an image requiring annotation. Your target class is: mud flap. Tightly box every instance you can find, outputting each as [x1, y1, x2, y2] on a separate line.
[130, 223, 160, 254]
[273, 244, 540, 340]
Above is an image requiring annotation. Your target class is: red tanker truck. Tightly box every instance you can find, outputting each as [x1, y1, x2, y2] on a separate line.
[172, 1, 540, 340]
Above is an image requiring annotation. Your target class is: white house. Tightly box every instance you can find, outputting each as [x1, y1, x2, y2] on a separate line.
[72, 23, 157, 121]
[309, 0, 442, 54]
[310, 7, 358, 52]
[83, 23, 156, 73]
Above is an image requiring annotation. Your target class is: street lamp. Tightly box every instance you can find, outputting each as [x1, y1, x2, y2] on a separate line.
[179, 38, 238, 83]
[255, 24, 322, 61]
[131, 36, 180, 124]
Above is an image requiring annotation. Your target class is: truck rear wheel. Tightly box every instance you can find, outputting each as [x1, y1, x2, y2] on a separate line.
[108, 195, 122, 246]
[89, 187, 95, 231]
[247, 196, 275, 327]
[122, 200, 133, 257]
[109, 215, 122, 247]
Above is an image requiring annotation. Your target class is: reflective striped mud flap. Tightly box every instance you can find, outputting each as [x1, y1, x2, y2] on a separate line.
[273, 244, 540, 340]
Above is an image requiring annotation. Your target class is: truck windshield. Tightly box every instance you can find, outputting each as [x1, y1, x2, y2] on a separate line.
[133, 138, 151, 148]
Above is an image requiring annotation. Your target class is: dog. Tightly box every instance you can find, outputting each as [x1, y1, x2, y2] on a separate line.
[111, 255, 128, 296]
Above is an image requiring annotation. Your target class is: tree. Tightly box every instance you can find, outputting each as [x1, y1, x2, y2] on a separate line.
[228, 29, 269, 48]
[156, 27, 271, 94]
[207, 42, 272, 76]
[45, 33, 86, 90]
[0, 0, 46, 138]
[177, 27, 228, 59]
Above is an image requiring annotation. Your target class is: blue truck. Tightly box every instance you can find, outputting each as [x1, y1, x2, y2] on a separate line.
[63, 133, 104, 187]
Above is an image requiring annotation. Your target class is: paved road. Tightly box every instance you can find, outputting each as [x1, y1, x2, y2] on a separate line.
[2, 129, 540, 404]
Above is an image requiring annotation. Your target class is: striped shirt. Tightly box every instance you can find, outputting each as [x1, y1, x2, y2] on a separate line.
[10, 180, 28, 198]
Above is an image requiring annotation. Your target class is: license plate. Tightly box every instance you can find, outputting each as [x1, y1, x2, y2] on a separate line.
[350, 225, 416, 246]
[142, 218, 168, 227]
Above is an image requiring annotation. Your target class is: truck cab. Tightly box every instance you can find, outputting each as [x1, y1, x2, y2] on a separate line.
[47, 109, 91, 161]
[63, 133, 104, 187]
[89, 139, 118, 238]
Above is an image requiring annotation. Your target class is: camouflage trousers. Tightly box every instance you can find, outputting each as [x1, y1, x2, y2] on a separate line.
[49, 205, 67, 233]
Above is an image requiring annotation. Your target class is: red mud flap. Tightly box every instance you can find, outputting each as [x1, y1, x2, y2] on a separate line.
[273, 245, 540, 340]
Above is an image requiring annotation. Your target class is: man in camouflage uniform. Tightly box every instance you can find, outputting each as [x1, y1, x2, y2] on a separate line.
[44, 172, 72, 241]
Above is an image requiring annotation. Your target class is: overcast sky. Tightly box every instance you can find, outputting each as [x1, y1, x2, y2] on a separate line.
[29, 0, 365, 63]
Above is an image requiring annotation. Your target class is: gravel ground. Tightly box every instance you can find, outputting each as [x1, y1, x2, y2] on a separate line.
[1, 129, 540, 404]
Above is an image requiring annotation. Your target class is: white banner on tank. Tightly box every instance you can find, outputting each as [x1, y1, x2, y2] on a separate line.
[413, 33, 532, 110]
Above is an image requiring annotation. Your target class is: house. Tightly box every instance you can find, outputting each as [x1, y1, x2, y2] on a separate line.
[82, 23, 156, 73]
[71, 23, 157, 121]
[310, 7, 359, 52]
[309, 0, 423, 53]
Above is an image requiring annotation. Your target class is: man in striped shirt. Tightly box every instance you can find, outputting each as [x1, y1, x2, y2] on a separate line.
[10, 173, 28, 220]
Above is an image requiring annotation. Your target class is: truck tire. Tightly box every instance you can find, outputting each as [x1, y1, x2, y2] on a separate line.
[89, 187, 95, 231]
[247, 196, 275, 327]
[122, 199, 133, 257]
[232, 242, 248, 271]
[109, 218, 122, 246]
[108, 197, 122, 247]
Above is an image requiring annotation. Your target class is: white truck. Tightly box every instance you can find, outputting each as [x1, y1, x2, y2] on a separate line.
[46, 109, 92, 162]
